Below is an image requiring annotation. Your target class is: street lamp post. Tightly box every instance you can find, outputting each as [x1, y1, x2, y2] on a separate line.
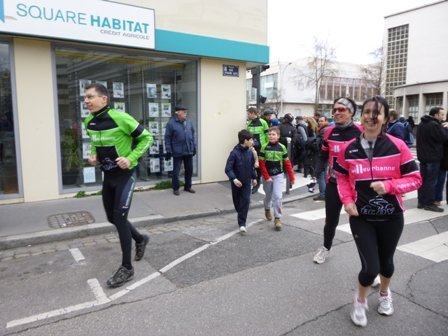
[279, 62, 292, 116]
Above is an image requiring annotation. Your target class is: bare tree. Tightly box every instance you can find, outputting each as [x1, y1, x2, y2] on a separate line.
[361, 46, 384, 95]
[302, 38, 336, 113]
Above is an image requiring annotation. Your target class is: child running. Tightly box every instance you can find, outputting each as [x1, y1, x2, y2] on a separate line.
[225, 129, 258, 233]
[259, 127, 295, 230]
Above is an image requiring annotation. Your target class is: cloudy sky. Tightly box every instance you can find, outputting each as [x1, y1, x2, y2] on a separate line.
[268, 0, 435, 64]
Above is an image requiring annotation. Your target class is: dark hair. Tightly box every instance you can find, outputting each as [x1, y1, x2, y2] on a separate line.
[361, 95, 390, 123]
[389, 109, 399, 120]
[238, 129, 253, 144]
[247, 107, 258, 114]
[84, 83, 109, 100]
[429, 106, 444, 117]
[283, 113, 293, 123]
[267, 126, 280, 136]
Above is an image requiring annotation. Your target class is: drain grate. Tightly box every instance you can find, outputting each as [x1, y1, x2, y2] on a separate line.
[48, 211, 96, 228]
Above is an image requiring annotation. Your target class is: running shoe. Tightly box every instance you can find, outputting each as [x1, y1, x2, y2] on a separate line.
[135, 234, 150, 261]
[265, 208, 273, 221]
[239, 226, 247, 234]
[106, 266, 134, 288]
[378, 289, 394, 316]
[313, 246, 330, 264]
[372, 275, 380, 287]
[351, 297, 368, 327]
[274, 218, 282, 230]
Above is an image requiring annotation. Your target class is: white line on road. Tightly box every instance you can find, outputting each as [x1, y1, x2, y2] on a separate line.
[337, 206, 448, 234]
[398, 231, 448, 262]
[69, 248, 85, 263]
[6, 219, 262, 329]
[256, 172, 308, 195]
[290, 190, 418, 221]
[6, 301, 98, 329]
[87, 278, 110, 304]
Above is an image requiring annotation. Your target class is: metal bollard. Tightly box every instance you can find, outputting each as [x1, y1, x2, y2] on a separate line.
[286, 137, 291, 194]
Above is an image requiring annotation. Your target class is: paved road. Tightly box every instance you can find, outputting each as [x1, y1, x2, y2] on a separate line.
[1, 191, 447, 335]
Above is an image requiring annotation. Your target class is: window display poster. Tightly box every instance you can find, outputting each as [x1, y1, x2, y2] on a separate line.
[149, 139, 159, 154]
[83, 167, 96, 184]
[146, 83, 157, 98]
[148, 121, 159, 135]
[79, 79, 91, 95]
[113, 82, 124, 98]
[161, 121, 168, 135]
[82, 142, 91, 159]
[150, 158, 160, 173]
[162, 103, 171, 117]
[161, 84, 171, 99]
[148, 102, 159, 117]
[164, 158, 173, 172]
[80, 101, 90, 118]
[95, 80, 107, 88]
[114, 102, 126, 112]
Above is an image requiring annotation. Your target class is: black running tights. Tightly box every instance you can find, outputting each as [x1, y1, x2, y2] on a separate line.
[102, 170, 143, 269]
[350, 215, 404, 287]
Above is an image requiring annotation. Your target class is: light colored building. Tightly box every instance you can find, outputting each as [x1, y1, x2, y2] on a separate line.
[384, 0, 448, 121]
[0, 0, 268, 203]
[247, 58, 377, 118]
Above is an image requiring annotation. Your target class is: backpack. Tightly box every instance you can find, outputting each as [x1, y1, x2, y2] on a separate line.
[295, 124, 307, 150]
[305, 136, 320, 153]
[402, 121, 415, 147]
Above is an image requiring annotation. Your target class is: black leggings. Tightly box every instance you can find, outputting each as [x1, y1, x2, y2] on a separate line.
[323, 181, 343, 250]
[102, 169, 144, 269]
[231, 183, 251, 227]
[350, 215, 404, 287]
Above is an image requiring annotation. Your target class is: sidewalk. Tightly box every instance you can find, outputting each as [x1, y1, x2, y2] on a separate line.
[0, 175, 312, 250]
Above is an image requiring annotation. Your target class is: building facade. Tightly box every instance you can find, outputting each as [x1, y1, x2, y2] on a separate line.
[0, 0, 268, 203]
[247, 59, 378, 118]
[384, 0, 448, 121]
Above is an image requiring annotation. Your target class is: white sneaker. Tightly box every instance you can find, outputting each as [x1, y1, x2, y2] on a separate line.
[351, 297, 368, 327]
[372, 275, 380, 287]
[239, 226, 247, 234]
[313, 246, 330, 264]
[378, 289, 394, 316]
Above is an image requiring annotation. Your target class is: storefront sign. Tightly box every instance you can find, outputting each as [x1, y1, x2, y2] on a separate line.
[223, 64, 239, 77]
[0, 0, 155, 49]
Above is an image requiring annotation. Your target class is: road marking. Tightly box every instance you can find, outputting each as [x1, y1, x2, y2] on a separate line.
[337, 207, 448, 234]
[6, 219, 262, 329]
[290, 190, 419, 221]
[109, 272, 161, 301]
[6, 301, 98, 329]
[398, 231, 448, 262]
[69, 248, 85, 263]
[256, 172, 308, 195]
[87, 278, 110, 304]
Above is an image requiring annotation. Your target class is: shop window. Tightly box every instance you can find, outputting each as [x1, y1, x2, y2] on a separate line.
[55, 46, 198, 189]
[0, 43, 18, 196]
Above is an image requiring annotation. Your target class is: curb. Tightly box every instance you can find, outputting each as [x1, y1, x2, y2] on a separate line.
[0, 192, 313, 251]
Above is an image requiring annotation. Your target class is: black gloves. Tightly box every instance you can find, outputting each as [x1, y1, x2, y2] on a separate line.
[165, 152, 172, 161]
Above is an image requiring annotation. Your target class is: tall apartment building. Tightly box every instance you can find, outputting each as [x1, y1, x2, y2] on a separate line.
[383, 0, 448, 121]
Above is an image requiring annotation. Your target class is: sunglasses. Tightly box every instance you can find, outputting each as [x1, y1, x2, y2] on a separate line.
[332, 107, 349, 113]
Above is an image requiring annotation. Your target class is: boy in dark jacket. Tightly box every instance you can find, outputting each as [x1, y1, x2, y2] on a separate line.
[225, 130, 258, 233]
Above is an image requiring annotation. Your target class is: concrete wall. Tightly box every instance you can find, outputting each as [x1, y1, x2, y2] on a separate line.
[131, 0, 267, 45]
[199, 59, 247, 183]
[13, 38, 60, 202]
